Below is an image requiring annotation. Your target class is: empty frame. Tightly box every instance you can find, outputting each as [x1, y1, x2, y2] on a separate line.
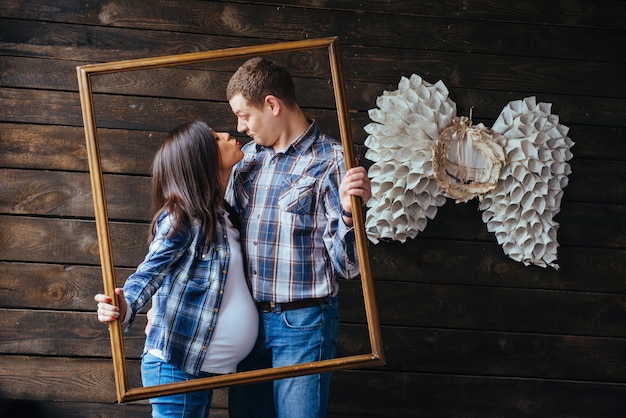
[77, 37, 383, 403]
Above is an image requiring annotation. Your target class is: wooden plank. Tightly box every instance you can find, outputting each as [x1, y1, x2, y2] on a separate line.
[328, 370, 626, 417]
[2, 89, 624, 144]
[1, 2, 623, 61]
[0, 355, 125, 403]
[0, 216, 100, 264]
[0, 197, 623, 268]
[3, 309, 626, 384]
[0, 355, 228, 407]
[5, 54, 626, 122]
[0, 308, 146, 358]
[0, 400, 152, 418]
[377, 87, 625, 130]
[0, 89, 84, 127]
[218, 0, 626, 29]
[0, 262, 134, 311]
[3, 0, 626, 30]
[0, 238, 623, 315]
[2, 18, 624, 96]
[366, 240, 626, 292]
[564, 125, 626, 162]
[0, 52, 326, 96]
[0, 169, 96, 217]
[0, 215, 149, 267]
[337, 324, 626, 383]
[0, 88, 344, 138]
[0, 57, 626, 131]
[0, 169, 154, 220]
[0, 400, 229, 418]
[1, 160, 621, 221]
[0, 123, 166, 173]
[1, 121, 623, 180]
[412, 199, 626, 248]
[0, 124, 91, 172]
[0, 263, 95, 310]
[566, 159, 626, 203]
[339, 279, 626, 337]
[84, 90, 341, 134]
[0, 18, 250, 63]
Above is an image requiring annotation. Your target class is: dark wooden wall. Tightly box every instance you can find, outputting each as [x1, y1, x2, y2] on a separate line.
[1, 1, 625, 416]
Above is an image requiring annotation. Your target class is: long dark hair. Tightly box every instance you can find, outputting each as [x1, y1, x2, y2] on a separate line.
[149, 120, 224, 248]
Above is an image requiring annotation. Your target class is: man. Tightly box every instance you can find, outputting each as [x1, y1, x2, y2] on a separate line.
[226, 57, 371, 418]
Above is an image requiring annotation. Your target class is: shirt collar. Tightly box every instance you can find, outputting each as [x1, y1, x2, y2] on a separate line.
[254, 119, 318, 156]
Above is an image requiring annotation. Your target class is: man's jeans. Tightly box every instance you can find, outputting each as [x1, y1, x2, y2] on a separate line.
[229, 296, 339, 418]
[142, 352, 214, 418]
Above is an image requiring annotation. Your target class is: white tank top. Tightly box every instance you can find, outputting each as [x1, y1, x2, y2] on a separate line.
[199, 211, 258, 374]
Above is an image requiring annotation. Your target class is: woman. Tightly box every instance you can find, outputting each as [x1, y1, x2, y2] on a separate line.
[95, 120, 258, 418]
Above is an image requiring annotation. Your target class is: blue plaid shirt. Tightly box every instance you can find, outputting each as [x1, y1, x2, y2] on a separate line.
[227, 121, 359, 303]
[122, 211, 230, 376]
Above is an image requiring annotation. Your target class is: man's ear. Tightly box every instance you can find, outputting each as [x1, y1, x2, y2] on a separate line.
[265, 95, 281, 115]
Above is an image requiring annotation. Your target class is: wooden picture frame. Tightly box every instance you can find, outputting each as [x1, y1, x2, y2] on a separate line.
[77, 36, 384, 403]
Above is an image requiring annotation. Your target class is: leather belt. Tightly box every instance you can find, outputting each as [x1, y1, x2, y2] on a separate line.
[256, 297, 329, 313]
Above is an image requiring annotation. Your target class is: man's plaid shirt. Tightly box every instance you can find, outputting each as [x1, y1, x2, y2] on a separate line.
[227, 121, 360, 303]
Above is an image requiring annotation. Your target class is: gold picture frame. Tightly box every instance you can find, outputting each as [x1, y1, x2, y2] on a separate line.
[77, 36, 384, 403]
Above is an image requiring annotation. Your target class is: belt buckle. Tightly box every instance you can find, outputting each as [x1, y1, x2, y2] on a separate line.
[270, 301, 276, 312]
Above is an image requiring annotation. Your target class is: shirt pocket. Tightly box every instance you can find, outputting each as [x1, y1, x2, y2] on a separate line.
[194, 242, 215, 262]
[279, 175, 317, 215]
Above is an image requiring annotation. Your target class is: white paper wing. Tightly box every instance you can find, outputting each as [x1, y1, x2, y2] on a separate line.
[364, 74, 456, 243]
[479, 97, 574, 269]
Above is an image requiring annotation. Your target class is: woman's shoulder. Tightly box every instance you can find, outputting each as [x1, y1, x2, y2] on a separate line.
[154, 210, 193, 238]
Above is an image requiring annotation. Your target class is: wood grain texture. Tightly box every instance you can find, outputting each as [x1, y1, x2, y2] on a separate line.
[0, 0, 624, 416]
[328, 370, 626, 417]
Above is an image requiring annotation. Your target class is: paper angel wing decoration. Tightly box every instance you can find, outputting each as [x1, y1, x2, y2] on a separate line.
[364, 75, 456, 243]
[364, 76, 574, 269]
[480, 97, 574, 268]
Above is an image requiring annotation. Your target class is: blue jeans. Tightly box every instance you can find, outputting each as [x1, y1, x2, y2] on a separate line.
[229, 297, 339, 418]
[142, 352, 214, 418]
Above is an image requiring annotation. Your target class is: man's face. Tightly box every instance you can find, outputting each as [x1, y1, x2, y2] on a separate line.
[228, 93, 277, 148]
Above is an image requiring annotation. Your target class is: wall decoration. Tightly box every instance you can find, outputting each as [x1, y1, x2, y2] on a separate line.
[364, 75, 574, 269]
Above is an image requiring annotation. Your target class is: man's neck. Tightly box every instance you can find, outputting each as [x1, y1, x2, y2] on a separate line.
[273, 110, 310, 152]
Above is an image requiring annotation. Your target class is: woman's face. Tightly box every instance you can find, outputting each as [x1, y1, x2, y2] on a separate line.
[213, 130, 244, 170]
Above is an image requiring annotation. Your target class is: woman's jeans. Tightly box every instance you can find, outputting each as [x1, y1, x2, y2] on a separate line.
[142, 352, 214, 418]
[229, 296, 339, 418]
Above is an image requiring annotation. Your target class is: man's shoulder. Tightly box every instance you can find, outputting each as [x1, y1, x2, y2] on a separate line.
[312, 133, 344, 159]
